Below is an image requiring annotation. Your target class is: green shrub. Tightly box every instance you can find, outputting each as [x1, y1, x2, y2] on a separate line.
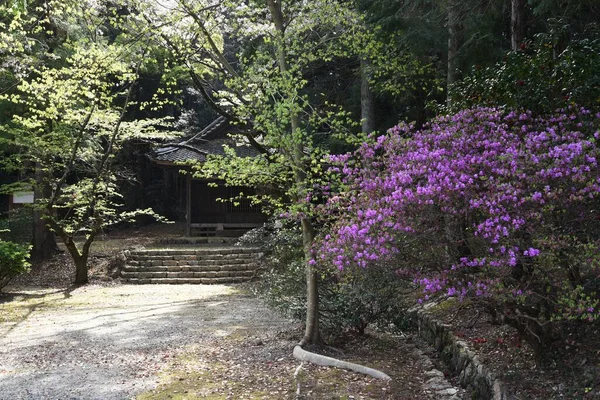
[0, 239, 31, 291]
[239, 222, 307, 321]
[241, 222, 409, 337]
[0, 207, 33, 245]
[448, 23, 600, 114]
[320, 265, 410, 335]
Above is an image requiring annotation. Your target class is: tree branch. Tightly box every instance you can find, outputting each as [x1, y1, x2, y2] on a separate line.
[48, 104, 96, 209]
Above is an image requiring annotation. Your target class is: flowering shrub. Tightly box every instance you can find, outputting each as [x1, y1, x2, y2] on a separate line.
[319, 107, 600, 357]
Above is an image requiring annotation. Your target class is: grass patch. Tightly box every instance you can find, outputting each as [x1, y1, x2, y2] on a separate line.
[135, 355, 283, 400]
[0, 289, 73, 322]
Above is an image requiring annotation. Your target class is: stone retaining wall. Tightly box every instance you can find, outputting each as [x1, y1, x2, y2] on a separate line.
[408, 304, 513, 400]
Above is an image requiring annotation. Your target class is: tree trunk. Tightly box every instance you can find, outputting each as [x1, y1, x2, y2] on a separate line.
[447, 0, 464, 106]
[62, 235, 89, 284]
[32, 164, 57, 263]
[301, 216, 319, 344]
[73, 254, 89, 285]
[360, 59, 375, 134]
[511, 0, 525, 51]
[46, 219, 89, 284]
[267, 0, 320, 345]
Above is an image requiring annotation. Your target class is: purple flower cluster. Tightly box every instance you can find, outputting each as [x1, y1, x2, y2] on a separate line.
[318, 107, 600, 309]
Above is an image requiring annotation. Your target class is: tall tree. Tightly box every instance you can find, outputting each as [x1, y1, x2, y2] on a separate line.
[266, 0, 320, 345]
[0, 0, 62, 262]
[446, 0, 464, 93]
[132, 0, 375, 344]
[0, 1, 169, 283]
[511, 0, 526, 51]
[360, 59, 376, 134]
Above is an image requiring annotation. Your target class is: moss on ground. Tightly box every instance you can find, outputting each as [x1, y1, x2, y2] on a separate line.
[0, 289, 74, 324]
[136, 334, 399, 400]
[430, 297, 470, 314]
[135, 357, 282, 400]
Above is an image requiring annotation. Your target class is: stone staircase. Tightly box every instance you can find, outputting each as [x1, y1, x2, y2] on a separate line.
[121, 246, 263, 284]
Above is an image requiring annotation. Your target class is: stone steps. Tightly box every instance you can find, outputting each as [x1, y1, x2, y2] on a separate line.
[122, 264, 259, 272]
[124, 277, 253, 285]
[157, 236, 239, 245]
[121, 247, 263, 284]
[127, 259, 257, 266]
[129, 247, 260, 256]
[121, 270, 256, 278]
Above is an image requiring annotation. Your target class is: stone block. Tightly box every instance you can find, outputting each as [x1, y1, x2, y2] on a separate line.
[147, 266, 168, 272]
[149, 278, 169, 284]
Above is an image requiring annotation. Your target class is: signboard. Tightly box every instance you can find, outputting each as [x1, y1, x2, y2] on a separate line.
[12, 191, 34, 204]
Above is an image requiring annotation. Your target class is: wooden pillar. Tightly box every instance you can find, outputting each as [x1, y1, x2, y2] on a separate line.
[163, 168, 170, 211]
[186, 174, 192, 237]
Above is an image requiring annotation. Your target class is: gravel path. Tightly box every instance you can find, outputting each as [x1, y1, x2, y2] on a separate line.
[0, 284, 292, 400]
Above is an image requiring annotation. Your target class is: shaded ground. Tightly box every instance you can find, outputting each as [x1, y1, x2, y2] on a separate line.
[0, 283, 462, 400]
[427, 299, 600, 399]
[139, 329, 435, 400]
[0, 285, 281, 399]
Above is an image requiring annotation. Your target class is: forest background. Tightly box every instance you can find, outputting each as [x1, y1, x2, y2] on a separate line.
[1, 0, 600, 396]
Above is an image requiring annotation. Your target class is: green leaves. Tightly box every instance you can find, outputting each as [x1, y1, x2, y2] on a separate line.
[0, 239, 31, 291]
[449, 27, 600, 114]
[171, 0, 370, 219]
[0, 1, 178, 281]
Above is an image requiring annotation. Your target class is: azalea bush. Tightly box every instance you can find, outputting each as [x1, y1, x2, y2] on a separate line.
[319, 107, 600, 357]
[319, 264, 410, 335]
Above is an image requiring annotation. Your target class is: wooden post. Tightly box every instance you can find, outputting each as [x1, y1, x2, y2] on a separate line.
[186, 174, 192, 237]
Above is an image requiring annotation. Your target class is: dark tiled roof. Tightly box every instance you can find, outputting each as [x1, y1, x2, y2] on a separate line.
[153, 146, 206, 163]
[194, 138, 259, 158]
[151, 118, 259, 164]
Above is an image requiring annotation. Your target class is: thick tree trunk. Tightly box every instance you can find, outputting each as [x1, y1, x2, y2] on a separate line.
[267, 0, 320, 345]
[511, 0, 525, 51]
[360, 59, 375, 134]
[447, 0, 464, 106]
[73, 254, 89, 285]
[32, 165, 57, 263]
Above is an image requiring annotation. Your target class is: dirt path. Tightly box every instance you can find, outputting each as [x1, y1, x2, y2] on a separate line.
[0, 284, 292, 400]
[0, 284, 464, 400]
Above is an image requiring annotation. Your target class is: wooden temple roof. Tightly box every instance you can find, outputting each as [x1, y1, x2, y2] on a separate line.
[151, 117, 260, 165]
